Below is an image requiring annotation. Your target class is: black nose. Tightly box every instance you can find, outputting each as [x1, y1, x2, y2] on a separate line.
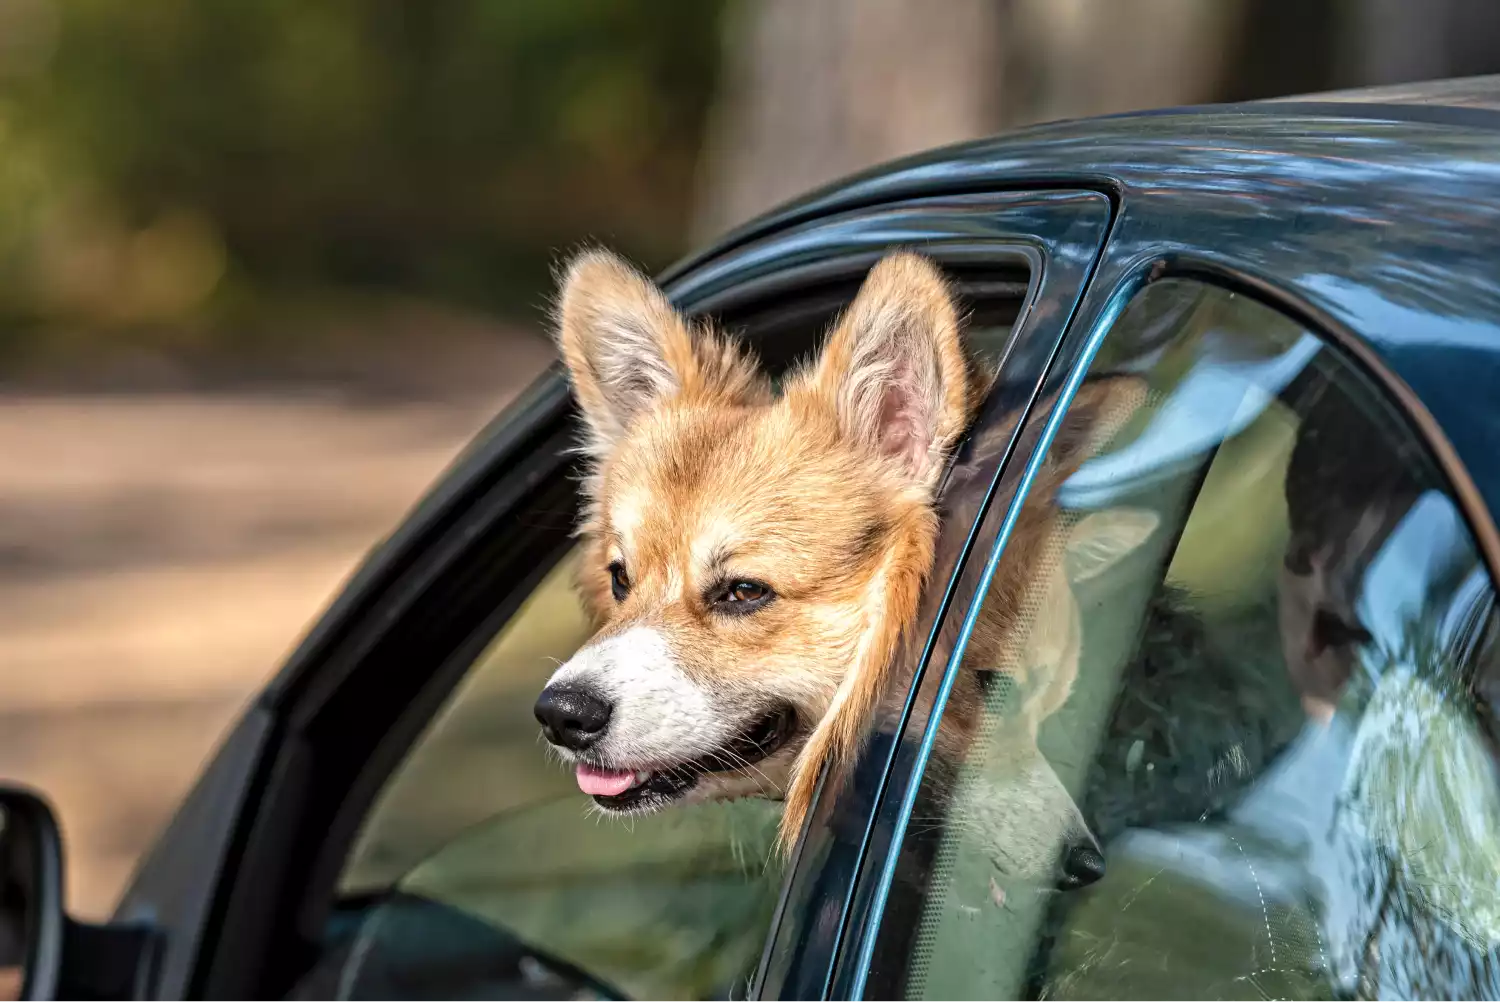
[1056, 842, 1106, 891]
[534, 684, 613, 751]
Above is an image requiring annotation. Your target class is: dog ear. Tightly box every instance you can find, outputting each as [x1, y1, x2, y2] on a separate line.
[794, 252, 974, 489]
[554, 249, 765, 455]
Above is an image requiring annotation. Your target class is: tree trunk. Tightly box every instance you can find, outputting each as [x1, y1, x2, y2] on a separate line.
[692, 0, 1242, 242]
[1347, 0, 1500, 84]
[692, 0, 1005, 242]
[1001, 0, 1237, 126]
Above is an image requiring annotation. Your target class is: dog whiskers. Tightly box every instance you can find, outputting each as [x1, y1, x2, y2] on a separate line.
[709, 746, 784, 799]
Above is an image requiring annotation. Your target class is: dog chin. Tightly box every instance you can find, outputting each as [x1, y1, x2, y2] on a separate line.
[571, 705, 800, 814]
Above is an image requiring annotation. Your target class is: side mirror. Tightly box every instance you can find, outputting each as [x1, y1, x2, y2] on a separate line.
[0, 786, 64, 1001]
[0, 786, 160, 1001]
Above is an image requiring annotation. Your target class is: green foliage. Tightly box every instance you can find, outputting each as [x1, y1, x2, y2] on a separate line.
[0, 0, 728, 364]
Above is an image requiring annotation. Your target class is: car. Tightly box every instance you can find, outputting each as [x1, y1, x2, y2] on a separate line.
[6, 73, 1500, 1001]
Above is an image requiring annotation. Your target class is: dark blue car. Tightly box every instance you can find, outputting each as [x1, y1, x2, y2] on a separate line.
[7, 74, 1500, 1000]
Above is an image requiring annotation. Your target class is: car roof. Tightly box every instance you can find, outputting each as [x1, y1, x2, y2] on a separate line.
[664, 75, 1500, 536]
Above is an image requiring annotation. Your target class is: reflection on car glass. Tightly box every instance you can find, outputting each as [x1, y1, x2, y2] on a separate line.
[875, 281, 1500, 1001]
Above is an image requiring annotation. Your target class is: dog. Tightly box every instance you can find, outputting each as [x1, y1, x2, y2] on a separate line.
[533, 247, 1151, 884]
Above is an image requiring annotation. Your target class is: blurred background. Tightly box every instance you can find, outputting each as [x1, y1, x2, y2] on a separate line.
[1, 0, 1497, 922]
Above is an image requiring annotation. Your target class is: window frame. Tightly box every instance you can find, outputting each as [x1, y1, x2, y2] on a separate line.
[747, 192, 1116, 1000]
[111, 189, 1113, 1000]
[835, 258, 1500, 999]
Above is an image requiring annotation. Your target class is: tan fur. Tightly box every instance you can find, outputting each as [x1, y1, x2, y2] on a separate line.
[549, 246, 1146, 853]
[555, 249, 771, 462]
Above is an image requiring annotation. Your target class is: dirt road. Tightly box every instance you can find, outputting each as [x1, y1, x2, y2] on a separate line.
[0, 338, 552, 919]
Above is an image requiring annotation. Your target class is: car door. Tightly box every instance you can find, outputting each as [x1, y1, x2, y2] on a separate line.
[802, 250, 1500, 996]
[101, 189, 1113, 1000]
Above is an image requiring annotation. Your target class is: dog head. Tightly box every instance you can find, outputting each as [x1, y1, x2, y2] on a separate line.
[535, 248, 1148, 862]
[535, 249, 976, 839]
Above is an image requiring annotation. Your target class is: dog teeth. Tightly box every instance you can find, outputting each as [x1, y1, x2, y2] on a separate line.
[634, 770, 651, 785]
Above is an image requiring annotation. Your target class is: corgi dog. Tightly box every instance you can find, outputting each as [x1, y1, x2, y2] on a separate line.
[534, 247, 1152, 883]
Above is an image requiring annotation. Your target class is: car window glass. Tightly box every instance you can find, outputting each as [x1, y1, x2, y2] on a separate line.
[867, 279, 1500, 1001]
[303, 270, 1029, 1001]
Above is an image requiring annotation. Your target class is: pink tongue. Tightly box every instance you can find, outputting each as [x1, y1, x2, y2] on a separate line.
[575, 763, 639, 797]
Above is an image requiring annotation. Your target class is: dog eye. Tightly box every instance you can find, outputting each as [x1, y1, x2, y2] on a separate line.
[608, 561, 630, 602]
[729, 582, 768, 603]
[712, 579, 773, 613]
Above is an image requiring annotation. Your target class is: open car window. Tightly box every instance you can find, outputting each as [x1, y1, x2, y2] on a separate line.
[328, 551, 783, 1001]
[867, 278, 1500, 1000]
[289, 265, 1033, 1001]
